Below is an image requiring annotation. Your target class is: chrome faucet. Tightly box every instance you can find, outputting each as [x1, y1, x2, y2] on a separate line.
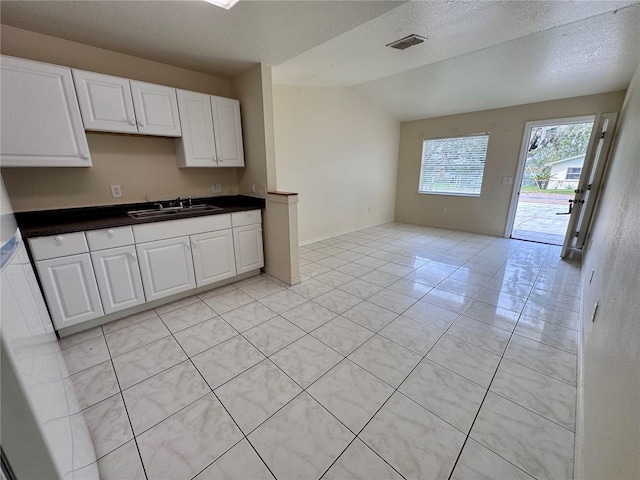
[153, 202, 164, 210]
[170, 197, 184, 208]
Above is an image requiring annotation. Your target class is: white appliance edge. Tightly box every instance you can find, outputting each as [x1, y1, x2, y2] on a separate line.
[0, 177, 97, 479]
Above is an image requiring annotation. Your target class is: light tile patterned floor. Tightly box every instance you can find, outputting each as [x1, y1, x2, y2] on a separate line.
[60, 223, 581, 480]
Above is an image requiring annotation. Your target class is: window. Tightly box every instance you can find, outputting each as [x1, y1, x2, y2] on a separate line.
[566, 167, 582, 180]
[418, 134, 489, 196]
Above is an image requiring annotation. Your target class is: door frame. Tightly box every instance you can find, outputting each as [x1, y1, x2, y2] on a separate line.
[561, 112, 617, 257]
[504, 114, 596, 239]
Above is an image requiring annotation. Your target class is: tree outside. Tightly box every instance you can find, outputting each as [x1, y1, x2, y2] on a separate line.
[523, 122, 593, 193]
[512, 120, 594, 245]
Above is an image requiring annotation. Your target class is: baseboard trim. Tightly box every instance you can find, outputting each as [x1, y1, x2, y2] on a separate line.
[57, 269, 261, 337]
[265, 267, 301, 286]
[299, 219, 393, 246]
[574, 276, 586, 479]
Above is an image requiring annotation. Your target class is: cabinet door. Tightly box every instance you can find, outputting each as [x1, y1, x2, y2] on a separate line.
[211, 96, 245, 167]
[130, 81, 181, 137]
[175, 90, 217, 167]
[0, 56, 91, 167]
[191, 229, 236, 287]
[136, 236, 196, 301]
[233, 224, 264, 275]
[36, 254, 103, 329]
[73, 70, 138, 133]
[91, 246, 145, 314]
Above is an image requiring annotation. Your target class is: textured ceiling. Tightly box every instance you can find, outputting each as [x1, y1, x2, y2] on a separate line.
[273, 0, 638, 86]
[354, 5, 640, 121]
[0, 0, 401, 77]
[1, 0, 639, 121]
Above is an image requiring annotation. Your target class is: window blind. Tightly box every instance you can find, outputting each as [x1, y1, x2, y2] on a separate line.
[418, 134, 489, 196]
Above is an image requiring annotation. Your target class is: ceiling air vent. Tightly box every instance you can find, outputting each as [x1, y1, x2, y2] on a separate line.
[386, 34, 426, 50]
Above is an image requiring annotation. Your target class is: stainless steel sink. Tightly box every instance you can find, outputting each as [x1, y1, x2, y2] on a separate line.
[127, 204, 222, 219]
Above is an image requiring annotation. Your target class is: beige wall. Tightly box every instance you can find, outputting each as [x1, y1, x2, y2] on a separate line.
[263, 193, 300, 285]
[273, 85, 400, 243]
[2, 134, 239, 211]
[230, 64, 276, 198]
[0, 25, 230, 95]
[231, 66, 301, 283]
[578, 65, 639, 480]
[0, 25, 238, 211]
[395, 92, 626, 237]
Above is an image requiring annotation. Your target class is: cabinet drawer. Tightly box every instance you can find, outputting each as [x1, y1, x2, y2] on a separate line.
[231, 209, 261, 227]
[133, 214, 231, 243]
[29, 232, 88, 261]
[86, 226, 134, 251]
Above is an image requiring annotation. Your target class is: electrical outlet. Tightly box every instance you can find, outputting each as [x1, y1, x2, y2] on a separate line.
[442, 207, 447, 213]
[212, 183, 222, 193]
[110, 185, 122, 198]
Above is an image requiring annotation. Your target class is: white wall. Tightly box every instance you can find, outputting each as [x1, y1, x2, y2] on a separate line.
[578, 64, 640, 479]
[273, 86, 400, 243]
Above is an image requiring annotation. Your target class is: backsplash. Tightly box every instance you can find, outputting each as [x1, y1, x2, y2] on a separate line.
[1, 134, 239, 212]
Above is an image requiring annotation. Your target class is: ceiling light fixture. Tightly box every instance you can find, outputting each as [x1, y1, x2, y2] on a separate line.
[386, 34, 427, 50]
[202, 0, 240, 10]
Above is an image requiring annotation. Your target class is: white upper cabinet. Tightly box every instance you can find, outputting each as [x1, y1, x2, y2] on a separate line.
[175, 90, 217, 167]
[0, 56, 92, 167]
[211, 96, 245, 167]
[73, 70, 138, 134]
[175, 90, 245, 168]
[130, 80, 181, 137]
[73, 70, 181, 137]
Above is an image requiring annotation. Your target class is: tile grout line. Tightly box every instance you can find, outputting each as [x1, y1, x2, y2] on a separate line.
[100, 325, 151, 480]
[445, 250, 568, 480]
[156, 308, 281, 480]
[63, 224, 580, 479]
[211, 235, 564, 475]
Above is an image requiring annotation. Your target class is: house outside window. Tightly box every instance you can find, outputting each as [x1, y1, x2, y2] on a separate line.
[547, 154, 585, 189]
[418, 134, 489, 197]
[566, 167, 582, 180]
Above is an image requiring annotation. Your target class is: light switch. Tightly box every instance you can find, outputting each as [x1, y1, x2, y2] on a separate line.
[502, 177, 513, 185]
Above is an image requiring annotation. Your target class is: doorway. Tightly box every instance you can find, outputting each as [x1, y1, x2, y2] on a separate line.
[507, 116, 595, 245]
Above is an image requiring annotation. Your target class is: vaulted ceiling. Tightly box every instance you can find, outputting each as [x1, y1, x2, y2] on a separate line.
[2, 0, 639, 121]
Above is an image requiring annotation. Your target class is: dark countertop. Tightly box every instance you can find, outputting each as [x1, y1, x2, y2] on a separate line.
[15, 195, 266, 238]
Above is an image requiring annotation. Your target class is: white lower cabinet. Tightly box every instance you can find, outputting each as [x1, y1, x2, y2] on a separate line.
[233, 224, 264, 275]
[136, 236, 196, 302]
[35, 253, 103, 329]
[91, 246, 145, 314]
[30, 210, 263, 331]
[191, 229, 236, 286]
